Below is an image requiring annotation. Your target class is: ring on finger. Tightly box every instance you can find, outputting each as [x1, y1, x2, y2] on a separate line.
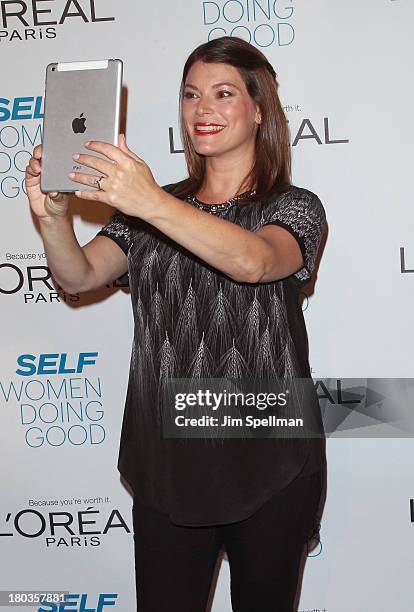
[94, 175, 105, 190]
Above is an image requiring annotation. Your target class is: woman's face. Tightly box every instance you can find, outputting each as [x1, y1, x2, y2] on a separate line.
[181, 60, 261, 159]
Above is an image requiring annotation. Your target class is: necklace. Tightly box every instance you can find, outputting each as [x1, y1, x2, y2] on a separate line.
[187, 189, 256, 214]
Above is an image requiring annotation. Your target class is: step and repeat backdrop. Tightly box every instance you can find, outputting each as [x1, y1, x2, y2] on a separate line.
[1, 1, 413, 610]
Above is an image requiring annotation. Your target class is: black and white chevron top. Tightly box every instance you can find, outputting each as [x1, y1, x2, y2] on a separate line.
[96, 182, 327, 537]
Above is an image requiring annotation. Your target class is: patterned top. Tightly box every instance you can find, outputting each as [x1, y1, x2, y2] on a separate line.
[96, 182, 327, 532]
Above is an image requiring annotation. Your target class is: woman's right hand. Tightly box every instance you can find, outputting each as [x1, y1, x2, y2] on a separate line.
[26, 144, 69, 219]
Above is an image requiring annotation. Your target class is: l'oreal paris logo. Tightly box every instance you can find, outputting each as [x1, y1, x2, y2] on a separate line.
[0, 0, 115, 43]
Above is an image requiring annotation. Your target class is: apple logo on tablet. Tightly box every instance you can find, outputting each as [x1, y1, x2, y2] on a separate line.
[72, 113, 86, 134]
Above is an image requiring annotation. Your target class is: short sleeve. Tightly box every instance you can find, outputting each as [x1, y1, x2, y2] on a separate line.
[260, 187, 326, 284]
[96, 209, 134, 255]
[95, 184, 177, 255]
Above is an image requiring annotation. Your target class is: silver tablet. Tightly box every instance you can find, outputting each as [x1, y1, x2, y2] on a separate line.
[40, 58, 123, 193]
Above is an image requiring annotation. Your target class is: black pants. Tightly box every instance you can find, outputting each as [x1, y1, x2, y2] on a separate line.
[132, 471, 321, 612]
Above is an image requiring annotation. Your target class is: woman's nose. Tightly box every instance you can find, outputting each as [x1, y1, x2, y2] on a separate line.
[195, 97, 214, 115]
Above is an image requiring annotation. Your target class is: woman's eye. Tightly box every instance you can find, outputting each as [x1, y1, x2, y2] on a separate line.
[182, 90, 232, 99]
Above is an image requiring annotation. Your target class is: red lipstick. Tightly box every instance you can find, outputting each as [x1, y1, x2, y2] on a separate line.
[194, 122, 226, 136]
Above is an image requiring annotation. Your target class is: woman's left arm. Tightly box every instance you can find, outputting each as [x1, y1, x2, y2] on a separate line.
[145, 192, 304, 284]
[70, 138, 303, 284]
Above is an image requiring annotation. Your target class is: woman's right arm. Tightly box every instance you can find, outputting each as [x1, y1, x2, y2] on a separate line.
[39, 216, 128, 293]
[27, 144, 128, 294]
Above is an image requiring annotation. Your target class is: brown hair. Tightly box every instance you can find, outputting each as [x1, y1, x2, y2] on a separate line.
[169, 36, 291, 202]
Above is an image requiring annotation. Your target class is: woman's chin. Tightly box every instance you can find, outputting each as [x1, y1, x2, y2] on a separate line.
[192, 143, 226, 157]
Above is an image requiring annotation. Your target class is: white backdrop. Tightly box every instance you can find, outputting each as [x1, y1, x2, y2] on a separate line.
[1, 1, 413, 610]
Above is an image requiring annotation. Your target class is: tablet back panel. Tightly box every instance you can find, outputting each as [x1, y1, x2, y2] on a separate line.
[41, 59, 123, 192]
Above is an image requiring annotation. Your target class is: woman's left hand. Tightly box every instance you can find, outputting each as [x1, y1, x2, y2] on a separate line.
[68, 133, 163, 219]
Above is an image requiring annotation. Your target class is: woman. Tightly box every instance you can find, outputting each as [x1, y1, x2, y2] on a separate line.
[26, 36, 326, 612]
